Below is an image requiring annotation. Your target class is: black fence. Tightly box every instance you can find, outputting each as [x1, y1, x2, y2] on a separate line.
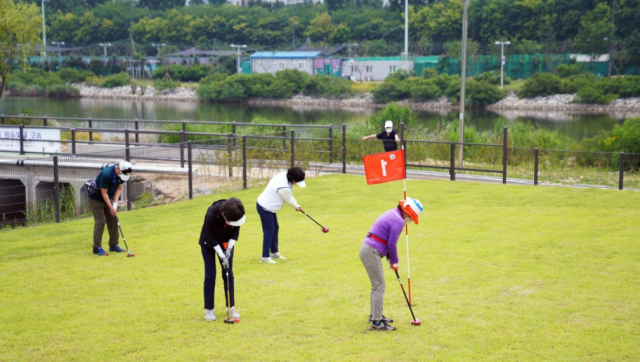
[1, 115, 639, 229]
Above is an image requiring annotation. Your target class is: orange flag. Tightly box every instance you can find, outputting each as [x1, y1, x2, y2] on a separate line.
[363, 150, 406, 185]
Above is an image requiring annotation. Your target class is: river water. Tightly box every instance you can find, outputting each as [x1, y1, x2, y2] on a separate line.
[0, 96, 634, 140]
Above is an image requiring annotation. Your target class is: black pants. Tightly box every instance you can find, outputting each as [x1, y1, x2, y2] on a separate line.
[201, 244, 235, 310]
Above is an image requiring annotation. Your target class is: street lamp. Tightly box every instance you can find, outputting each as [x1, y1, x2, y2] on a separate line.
[494, 41, 510, 89]
[99, 43, 112, 57]
[458, 0, 469, 165]
[230, 44, 247, 74]
[152, 43, 166, 58]
[347, 43, 358, 58]
[52, 41, 64, 58]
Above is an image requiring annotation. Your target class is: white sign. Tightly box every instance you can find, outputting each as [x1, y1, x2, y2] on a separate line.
[0, 127, 61, 153]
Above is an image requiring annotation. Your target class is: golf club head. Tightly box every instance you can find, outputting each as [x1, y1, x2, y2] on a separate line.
[322, 227, 329, 233]
[411, 319, 422, 326]
[224, 318, 235, 324]
[127, 253, 136, 257]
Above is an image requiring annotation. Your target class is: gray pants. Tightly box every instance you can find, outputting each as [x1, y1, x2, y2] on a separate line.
[359, 243, 385, 321]
[89, 198, 118, 249]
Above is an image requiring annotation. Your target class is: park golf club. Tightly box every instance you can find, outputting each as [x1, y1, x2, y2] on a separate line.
[115, 216, 136, 257]
[394, 270, 421, 326]
[299, 209, 329, 233]
[223, 267, 238, 324]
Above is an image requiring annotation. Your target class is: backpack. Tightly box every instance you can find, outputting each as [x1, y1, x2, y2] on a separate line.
[85, 179, 99, 196]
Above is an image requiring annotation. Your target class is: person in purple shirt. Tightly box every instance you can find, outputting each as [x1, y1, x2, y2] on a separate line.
[359, 196, 424, 331]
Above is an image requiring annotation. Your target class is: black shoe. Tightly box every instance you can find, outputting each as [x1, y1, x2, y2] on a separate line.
[370, 320, 397, 331]
[369, 314, 393, 323]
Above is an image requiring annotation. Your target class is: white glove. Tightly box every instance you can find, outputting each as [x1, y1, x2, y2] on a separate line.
[219, 256, 229, 269]
[225, 239, 236, 259]
[113, 202, 118, 211]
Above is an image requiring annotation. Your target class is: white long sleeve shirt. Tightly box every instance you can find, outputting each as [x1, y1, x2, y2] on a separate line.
[257, 172, 300, 212]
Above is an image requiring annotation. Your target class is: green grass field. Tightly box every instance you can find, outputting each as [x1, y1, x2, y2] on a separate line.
[1, 175, 639, 361]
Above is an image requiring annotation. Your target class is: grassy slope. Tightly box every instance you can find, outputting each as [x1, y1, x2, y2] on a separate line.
[1, 175, 639, 361]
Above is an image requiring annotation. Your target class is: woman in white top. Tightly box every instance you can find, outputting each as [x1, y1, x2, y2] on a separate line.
[256, 167, 306, 263]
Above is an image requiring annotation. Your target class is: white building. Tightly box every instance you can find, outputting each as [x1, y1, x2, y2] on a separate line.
[341, 58, 413, 81]
[250, 51, 326, 75]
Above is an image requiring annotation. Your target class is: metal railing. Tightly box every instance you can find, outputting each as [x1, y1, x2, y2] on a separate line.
[1, 116, 639, 229]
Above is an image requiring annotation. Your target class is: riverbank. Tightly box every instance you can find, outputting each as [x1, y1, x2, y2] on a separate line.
[13, 85, 640, 114]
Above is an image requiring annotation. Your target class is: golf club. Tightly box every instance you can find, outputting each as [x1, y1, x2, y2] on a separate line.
[299, 209, 329, 233]
[394, 270, 421, 326]
[223, 266, 237, 324]
[115, 216, 136, 257]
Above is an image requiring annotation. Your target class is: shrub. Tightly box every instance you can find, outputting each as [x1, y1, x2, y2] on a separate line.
[58, 68, 94, 83]
[474, 71, 510, 86]
[600, 76, 640, 98]
[519, 72, 564, 98]
[372, 79, 409, 103]
[407, 78, 442, 101]
[421, 68, 437, 79]
[269, 69, 309, 99]
[574, 85, 618, 104]
[303, 76, 354, 99]
[100, 73, 131, 88]
[555, 63, 587, 78]
[561, 73, 599, 93]
[154, 78, 181, 92]
[152, 64, 214, 82]
[46, 84, 80, 98]
[466, 80, 507, 106]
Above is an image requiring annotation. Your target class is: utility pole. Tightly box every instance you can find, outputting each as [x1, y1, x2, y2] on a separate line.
[608, 0, 616, 76]
[403, 0, 409, 61]
[458, 0, 469, 166]
[99, 43, 112, 57]
[230, 44, 247, 74]
[494, 41, 510, 88]
[41, 0, 48, 58]
[289, 0, 300, 50]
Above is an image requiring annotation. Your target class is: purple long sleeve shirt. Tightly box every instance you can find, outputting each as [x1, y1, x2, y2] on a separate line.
[363, 208, 405, 264]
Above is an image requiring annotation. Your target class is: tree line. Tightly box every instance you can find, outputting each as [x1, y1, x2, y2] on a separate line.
[18, 0, 639, 67]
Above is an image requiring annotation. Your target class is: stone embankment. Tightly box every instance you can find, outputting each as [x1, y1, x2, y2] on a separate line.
[72, 85, 640, 114]
[73, 84, 200, 102]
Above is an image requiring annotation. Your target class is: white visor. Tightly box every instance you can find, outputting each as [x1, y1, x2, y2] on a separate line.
[295, 180, 306, 188]
[227, 214, 246, 227]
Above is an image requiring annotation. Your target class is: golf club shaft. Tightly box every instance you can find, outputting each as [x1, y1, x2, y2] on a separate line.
[395, 270, 417, 321]
[115, 216, 130, 252]
[300, 210, 325, 229]
[226, 268, 231, 320]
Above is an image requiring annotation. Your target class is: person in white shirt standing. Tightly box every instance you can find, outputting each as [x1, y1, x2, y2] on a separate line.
[256, 167, 306, 263]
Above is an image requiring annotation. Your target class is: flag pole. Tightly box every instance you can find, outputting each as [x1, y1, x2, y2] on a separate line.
[402, 146, 411, 305]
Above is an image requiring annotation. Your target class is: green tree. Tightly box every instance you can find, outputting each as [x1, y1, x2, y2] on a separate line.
[139, 0, 186, 11]
[304, 12, 335, 42]
[0, 0, 43, 99]
[575, 3, 613, 60]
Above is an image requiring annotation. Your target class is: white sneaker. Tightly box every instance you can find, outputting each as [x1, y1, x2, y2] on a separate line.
[228, 306, 241, 318]
[260, 257, 277, 263]
[204, 309, 216, 321]
[271, 252, 286, 259]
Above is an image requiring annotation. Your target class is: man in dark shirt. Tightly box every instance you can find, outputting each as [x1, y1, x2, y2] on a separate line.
[88, 161, 132, 256]
[362, 120, 401, 152]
